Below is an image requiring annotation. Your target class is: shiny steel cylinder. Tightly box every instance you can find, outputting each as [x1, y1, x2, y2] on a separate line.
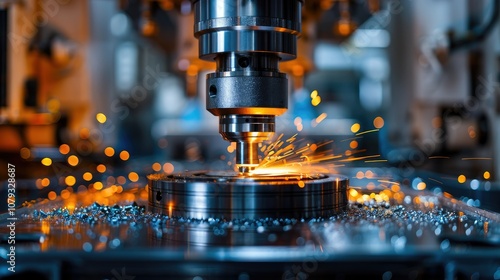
[192, 0, 302, 171]
[220, 114, 275, 171]
[219, 115, 275, 143]
[236, 142, 259, 172]
[193, 0, 302, 61]
[148, 172, 349, 219]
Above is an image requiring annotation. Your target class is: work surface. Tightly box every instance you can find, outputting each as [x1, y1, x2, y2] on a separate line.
[1, 168, 500, 279]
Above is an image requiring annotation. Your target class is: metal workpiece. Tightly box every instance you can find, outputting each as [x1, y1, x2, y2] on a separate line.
[148, 171, 349, 220]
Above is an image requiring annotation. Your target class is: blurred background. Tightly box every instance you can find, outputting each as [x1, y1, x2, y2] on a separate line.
[0, 0, 499, 211]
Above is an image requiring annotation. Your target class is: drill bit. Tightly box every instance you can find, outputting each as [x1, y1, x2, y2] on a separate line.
[236, 142, 259, 173]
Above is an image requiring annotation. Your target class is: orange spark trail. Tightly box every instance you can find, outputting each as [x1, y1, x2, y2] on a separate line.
[356, 129, 379, 136]
[251, 133, 382, 176]
[338, 154, 380, 162]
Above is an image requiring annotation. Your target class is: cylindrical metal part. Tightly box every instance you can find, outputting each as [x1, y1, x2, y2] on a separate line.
[148, 171, 349, 219]
[219, 115, 275, 142]
[236, 142, 259, 172]
[206, 72, 288, 116]
[193, 0, 302, 61]
[206, 52, 287, 116]
[215, 53, 281, 72]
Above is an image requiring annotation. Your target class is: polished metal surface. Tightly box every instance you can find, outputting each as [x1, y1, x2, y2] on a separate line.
[219, 115, 275, 171]
[193, 0, 302, 173]
[193, 0, 302, 61]
[147, 171, 348, 219]
[236, 142, 259, 172]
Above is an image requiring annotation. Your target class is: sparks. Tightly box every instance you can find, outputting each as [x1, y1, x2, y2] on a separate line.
[355, 129, 379, 136]
[365, 159, 387, 163]
[251, 134, 340, 175]
[377, 180, 400, 185]
[339, 154, 381, 162]
[250, 131, 381, 176]
[315, 113, 327, 124]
